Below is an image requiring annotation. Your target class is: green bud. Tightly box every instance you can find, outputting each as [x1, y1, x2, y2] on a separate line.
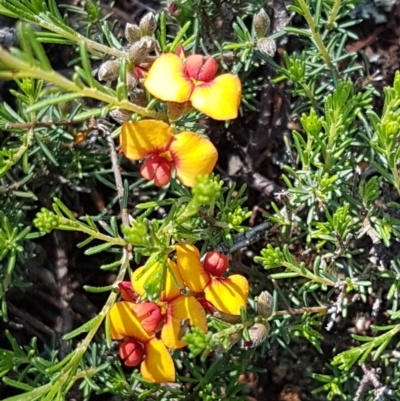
[33, 208, 59, 233]
[139, 12, 157, 36]
[122, 219, 148, 245]
[301, 108, 323, 137]
[253, 8, 270, 38]
[192, 174, 223, 206]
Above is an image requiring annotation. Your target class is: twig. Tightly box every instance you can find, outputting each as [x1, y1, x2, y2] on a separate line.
[273, 305, 327, 316]
[52, 230, 74, 358]
[97, 120, 130, 227]
[4, 119, 89, 130]
[354, 364, 394, 401]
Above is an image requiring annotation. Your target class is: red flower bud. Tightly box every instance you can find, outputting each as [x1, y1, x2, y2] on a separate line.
[119, 338, 144, 367]
[118, 281, 137, 302]
[184, 55, 218, 82]
[203, 251, 229, 276]
[140, 154, 172, 187]
[131, 302, 163, 333]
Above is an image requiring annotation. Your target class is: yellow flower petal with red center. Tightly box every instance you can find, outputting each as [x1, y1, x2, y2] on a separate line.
[132, 259, 184, 302]
[190, 74, 242, 120]
[175, 244, 211, 292]
[109, 301, 152, 343]
[204, 274, 249, 315]
[145, 53, 193, 103]
[169, 132, 218, 187]
[141, 338, 175, 383]
[120, 120, 173, 160]
[161, 295, 208, 349]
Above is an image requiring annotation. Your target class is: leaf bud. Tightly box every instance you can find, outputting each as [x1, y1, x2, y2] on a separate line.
[257, 291, 273, 318]
[33, 208, 60, 233]
[192, 174, 223, 206]
[248, 322, 269, 347]
[125, 23, 141, 44]
[139, 12, 157, 36]
[253, 8, 270, 39]
[128, 40, 150, 64]
[257, 37, 276, 58]
[122, 220, 148, 245]
[98, 60, 120, 81]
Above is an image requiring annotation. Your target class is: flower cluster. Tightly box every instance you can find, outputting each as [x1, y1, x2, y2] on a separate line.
[109, 245, 249, 383]
[118, 47, 241, 187]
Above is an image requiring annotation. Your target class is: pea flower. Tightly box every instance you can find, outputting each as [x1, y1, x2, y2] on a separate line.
[144, 53, 242, 120]
[120, 120, 217, 187]
[132, 259, 208, 349]
[175, 245, 249, 316]
[109, 301, 175, 383]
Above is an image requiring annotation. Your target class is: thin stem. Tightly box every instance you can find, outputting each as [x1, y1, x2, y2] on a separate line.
[104, 128, 130, 227]
[38, 20, 128, 59]
[0, 48, 167, 121]
[299, 81, 316, 108]
[324, 121, 339, 174]
[326, 0, 341, 30]
[273, 305, 327, 316]
[5, 119, 90, 130]
[296, 0, 340, 81]
[58, 217, 126, 246]
[282, 261, 335, 287]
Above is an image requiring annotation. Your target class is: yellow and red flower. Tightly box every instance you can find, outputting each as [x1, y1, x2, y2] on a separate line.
[109, 301, 175, 383]
[132, 259, 208, 349]
[175, 245, 249, 316]
[120, 120, 217, 187]
[144, 53, 242, 121]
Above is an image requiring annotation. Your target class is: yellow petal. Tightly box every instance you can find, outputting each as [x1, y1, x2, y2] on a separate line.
[109, 301, 152, 343]
[141, 338, 175, 383]
[204, 274, 249, 315]
[169, 132, 218, 187]
[132, 259, 184, 302]
[190, 74, 242, 120]
[175, 244, 210, 292]
[120, 120, 172, 160]
[161, 295, 208, 349]
[145, 53, 193, 103]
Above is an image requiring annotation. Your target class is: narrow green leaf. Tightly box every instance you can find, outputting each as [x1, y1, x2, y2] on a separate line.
[34, 133, 59, 166]
[84, 242, 113, 255]
[63, 316, 100, 340]
[83, 284, 114, 293]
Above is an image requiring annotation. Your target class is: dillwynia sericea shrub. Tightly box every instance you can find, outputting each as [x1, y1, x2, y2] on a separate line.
[1, 0, 400, 400]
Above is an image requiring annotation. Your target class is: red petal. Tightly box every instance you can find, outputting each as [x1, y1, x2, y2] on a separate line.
[118, 281, 137, 302]
[203, 252, 229, 276]
[119, 338, 144, 367]
[140, 154, 172, 187]
[131, 302, 163, 333]
[197, 57, 218, 82]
